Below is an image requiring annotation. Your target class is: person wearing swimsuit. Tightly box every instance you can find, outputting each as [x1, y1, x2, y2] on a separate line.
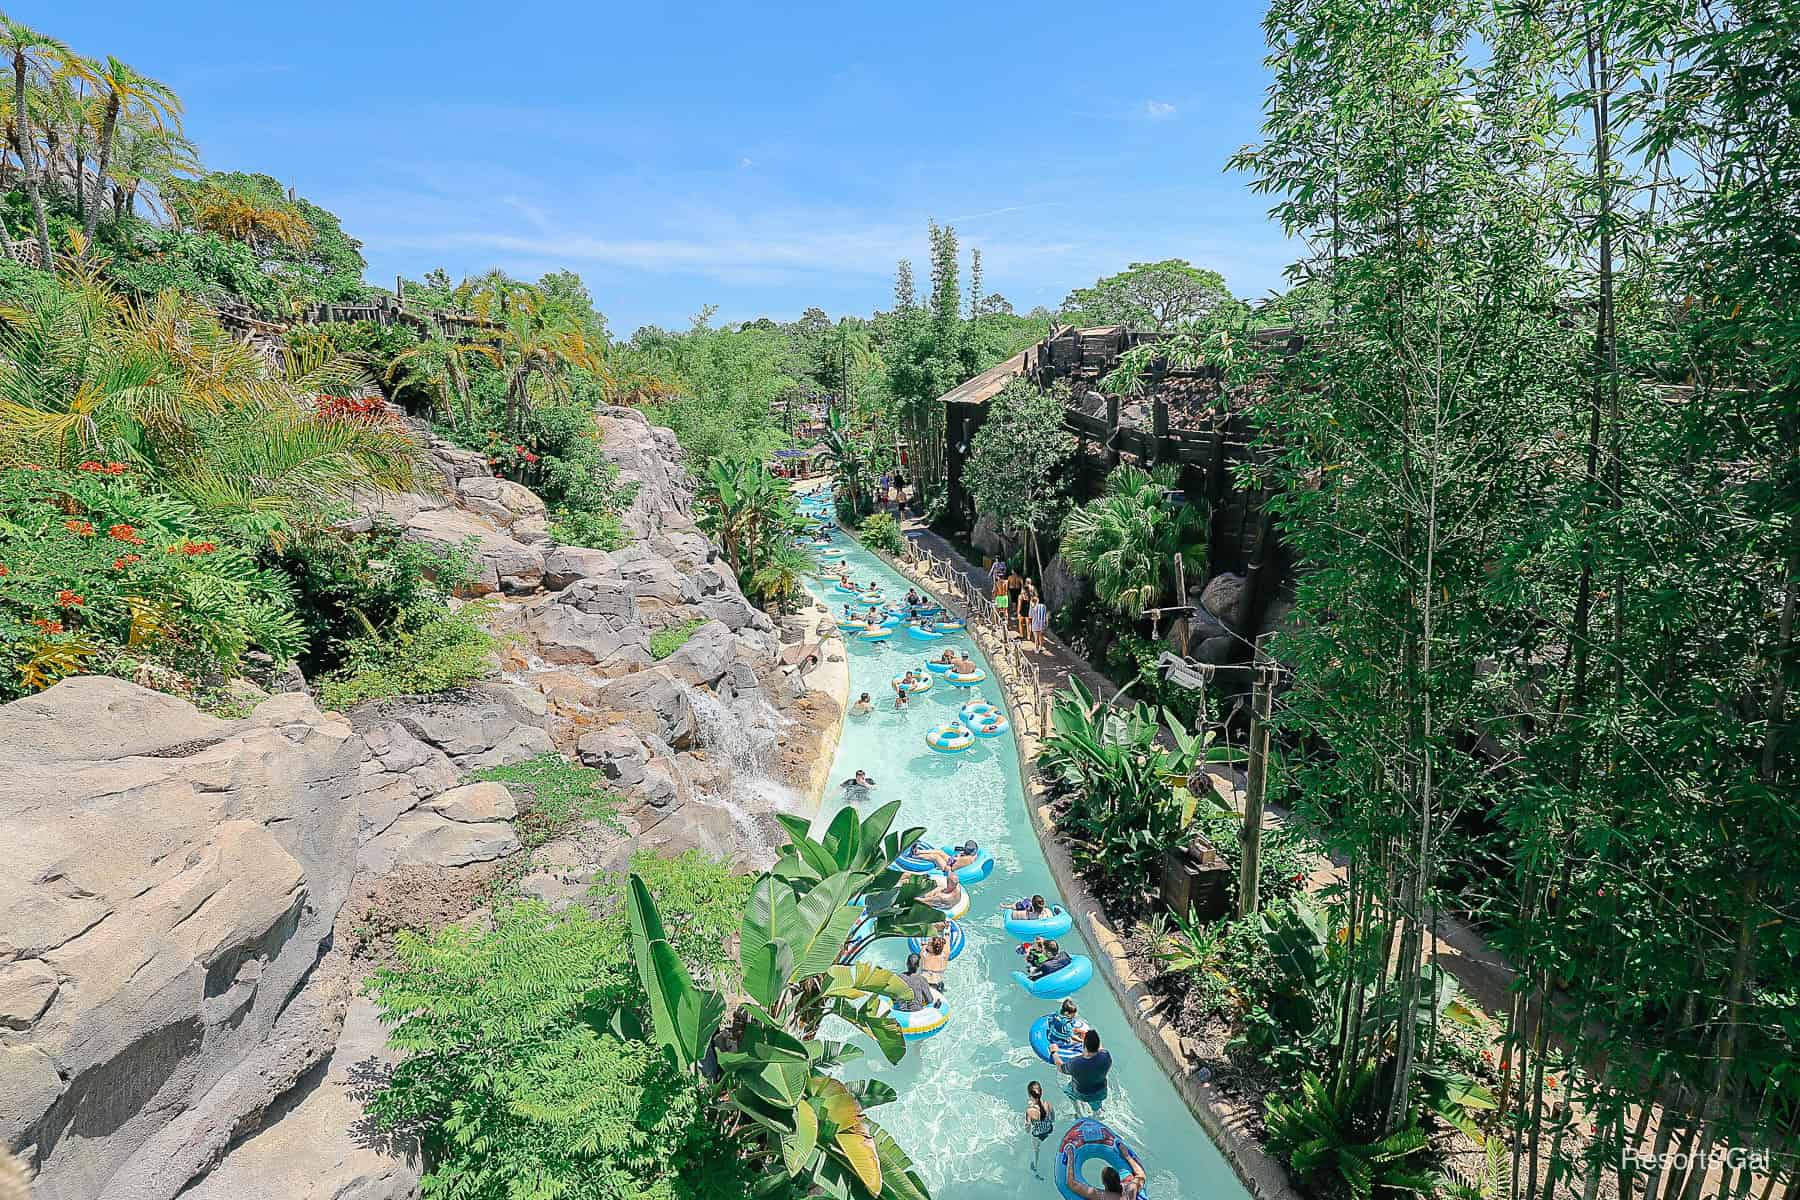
[920, 933, 950, 989]
[1024, 1080, 1055, 1177]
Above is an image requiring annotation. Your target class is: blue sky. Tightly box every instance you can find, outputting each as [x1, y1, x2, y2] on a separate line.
[41, 1, 1292, 334]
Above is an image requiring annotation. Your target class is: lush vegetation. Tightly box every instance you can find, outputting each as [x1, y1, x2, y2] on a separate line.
[856, 510, 905, 557]
[370, 804, 948, 1200]
[694, 456, 809, 608]
[467, 754, 622, 849]
[960, 378, 1076, 578]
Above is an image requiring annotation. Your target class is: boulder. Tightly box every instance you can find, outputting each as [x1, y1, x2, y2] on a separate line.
[182, 997, 421, 1200]
[971, 512, 1006, 559]
[358, 779, 521, 875]
[356, 721, 461, 840]
[590, 669, 698, 750]
[0, 679, 360, 1200]
[401, 507, 544, 596]
[353, 682, 549, 766]
[595, 406, 695, 537]
[500, 579, 653, 672]
[638, 758, 690, 809]
[542, 545, 619, 591]
[576, 726, 651, 785]
[455, 725, 556, 770]
[529, 669, 595, 707]
[1199, 572, 1251, 630]
[660, 621, 734, 688]
[1042, 553, 1091, 614]
[456, 476, 547, 531]
[1193, 635, 1241, 666]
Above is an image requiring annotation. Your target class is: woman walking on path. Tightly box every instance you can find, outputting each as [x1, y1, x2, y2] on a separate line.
[1016, 582, 1036, 639]
[1029, 591, 1049, 650]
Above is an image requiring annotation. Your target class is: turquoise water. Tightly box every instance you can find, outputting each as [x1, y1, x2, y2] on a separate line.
[800, 495, 1247, 1200]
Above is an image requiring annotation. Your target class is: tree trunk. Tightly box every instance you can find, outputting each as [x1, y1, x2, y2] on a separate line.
[12, 53, 52, 268]
[82, 94, 121, 247]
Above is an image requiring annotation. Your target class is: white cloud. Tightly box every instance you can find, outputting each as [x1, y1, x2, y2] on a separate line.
[739, 156, 755, 168]
[1144, 100, 1177, 119]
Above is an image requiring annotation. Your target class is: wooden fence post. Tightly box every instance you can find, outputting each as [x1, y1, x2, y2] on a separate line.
[1238, 633, 1277, 918]
[1105, 394, 1122, 468]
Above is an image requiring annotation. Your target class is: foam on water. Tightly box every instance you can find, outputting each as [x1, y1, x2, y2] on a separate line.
[802, 495, 1247, 1199]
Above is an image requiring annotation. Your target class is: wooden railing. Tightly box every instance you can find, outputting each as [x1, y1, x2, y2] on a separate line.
[897, 540, 1055, 738]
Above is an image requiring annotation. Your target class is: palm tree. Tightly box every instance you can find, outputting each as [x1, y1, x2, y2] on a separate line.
[81, 55, 181, 245]
[0, 251, 423, 525]
[170, 175, 313, 251]
[386, 333, 499, 425]
[105, 121, 200, 220]
[0, 18, 75, 266]
[1060, 462, 1206, 617]
[477, 283, 606, 437]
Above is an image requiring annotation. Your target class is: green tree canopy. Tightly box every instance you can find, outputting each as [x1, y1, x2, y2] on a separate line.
[1059, 259, 1236, 331]
[963, 379, 1076, 576]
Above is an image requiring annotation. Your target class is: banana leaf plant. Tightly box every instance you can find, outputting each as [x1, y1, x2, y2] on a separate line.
[626, 799, 941, 1199]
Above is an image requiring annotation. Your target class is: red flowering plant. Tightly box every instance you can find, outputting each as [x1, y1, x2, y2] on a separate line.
[0, 465, 306, 701]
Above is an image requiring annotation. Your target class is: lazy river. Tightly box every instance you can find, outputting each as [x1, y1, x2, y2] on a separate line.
[800, 489, 1247, 1200]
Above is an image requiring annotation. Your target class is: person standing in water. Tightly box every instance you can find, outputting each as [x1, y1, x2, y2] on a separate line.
[1023, 1080, 1055, 1177]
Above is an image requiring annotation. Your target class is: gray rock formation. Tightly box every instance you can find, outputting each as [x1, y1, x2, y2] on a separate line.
[1199, 572, 1251, 630]
[401, 507, 544, 595]
[358, 782, 521, 875]
[1042, 553, 1091, 614]
[351, 681, 552, 767]
[181, 998, 420, 1200]
[0, 678, 361, 1200]
[589, 668, 699, 750]
[594, 405, 693, 537]
[542, 545, 617, 591]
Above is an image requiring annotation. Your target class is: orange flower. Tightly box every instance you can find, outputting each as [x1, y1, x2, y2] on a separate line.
[109, 523, 145, 545]
[29, 618, 63, 634]
[1547, 1075, 1559, 1089]
[14, 462, 41, 471]
[56, 590, 83, 606]
[167, 540, 217, 556]
[0, 562, 7, 576]
[65, 519, 95, 537]
[112, 554, 141, 570]
[78, 461, 103, 472]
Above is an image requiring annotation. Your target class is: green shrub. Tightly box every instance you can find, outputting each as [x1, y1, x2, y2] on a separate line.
[469, 754, 622, 848]
[105, 226, 288, 315]
[271, 525, 475, 677]
[365, 855, 768, 1199]
[859, 510, 905, 555]
[316, 598, 498, 710]
[649, 619, 706, 660]
[0, 464, 304, 701]
[549, 507, 629, 551]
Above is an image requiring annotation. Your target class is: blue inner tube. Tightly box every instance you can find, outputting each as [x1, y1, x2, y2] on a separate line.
[1029, 1013, 1087, 1065]
[858, 626, 893, 641]
[970, 714, 1009, 739]
[924, 660, 954, 674]
[907, 623, 945, 640]
[889, 996, 951, 1041]
[895, 844, 992, 883]
[1011, 954, 1095, 1000]
[925, 725, 973, 753]
[1004, 904, 1074, 940]
[1056, 1119, 1148, 1200]
[906, 919, 966, 960]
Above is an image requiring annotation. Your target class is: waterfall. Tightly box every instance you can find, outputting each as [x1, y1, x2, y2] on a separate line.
[689, 686, 804, 824]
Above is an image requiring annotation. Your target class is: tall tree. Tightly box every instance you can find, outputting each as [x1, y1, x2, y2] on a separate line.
[0, 17, 73, 265]
[1060, 259, 1235, 330]
[81, 55, 180, 246]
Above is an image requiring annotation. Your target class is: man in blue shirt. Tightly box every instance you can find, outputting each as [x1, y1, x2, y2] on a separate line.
[1053, 1028, 1114, 1111]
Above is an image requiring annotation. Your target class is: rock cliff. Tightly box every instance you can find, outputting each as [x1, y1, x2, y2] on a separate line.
[0, 405, 837, 1199]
